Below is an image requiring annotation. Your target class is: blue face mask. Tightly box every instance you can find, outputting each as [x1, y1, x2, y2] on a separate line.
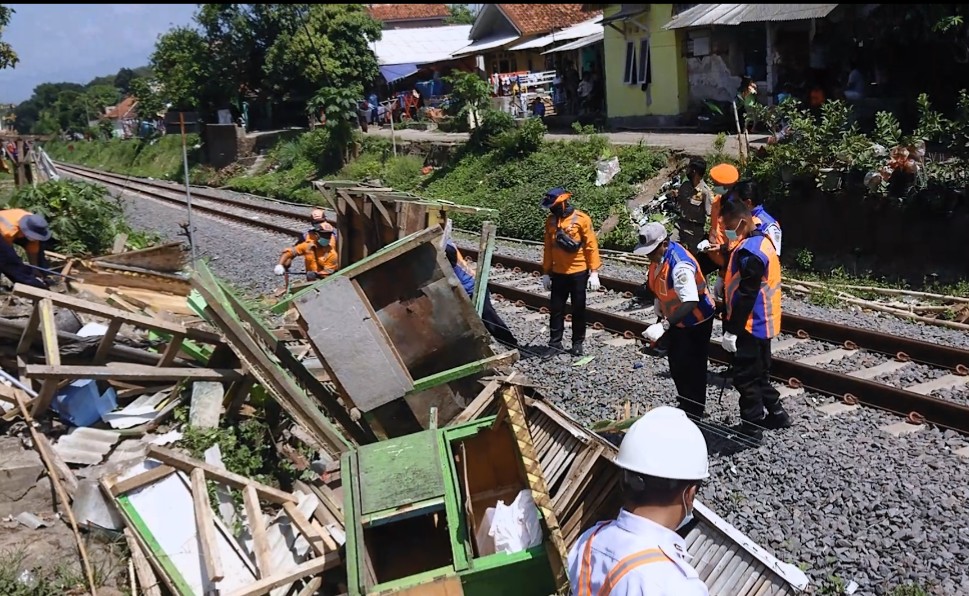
[724, 221, 742, 242]
[675, 490, 695, 531]
[317, 236, 331, 247]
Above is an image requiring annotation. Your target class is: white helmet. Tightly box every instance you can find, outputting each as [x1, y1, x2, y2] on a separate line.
[615, 406, 709, 480]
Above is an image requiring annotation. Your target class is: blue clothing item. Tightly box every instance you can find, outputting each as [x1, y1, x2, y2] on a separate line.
[655, 242, 715, 326]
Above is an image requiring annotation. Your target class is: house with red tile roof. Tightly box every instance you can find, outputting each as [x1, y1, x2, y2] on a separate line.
[452, 4, 598, 75]
[367, 4, 451, 29]
[102, 96, 139, 138]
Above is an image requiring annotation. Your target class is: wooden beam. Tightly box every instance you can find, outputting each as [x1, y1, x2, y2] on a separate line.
[471, 221, 497, 316]
[243, 485, 273, 578]
[411, 350, 519, 394]
[147, 446, 298, 505]
[282, 502, 328, 557]
[93, 319, 123, 364]
[158, 333, 185, 366]
[226, 555, 336, 596]
[15, 304, 39, 355]
[191, 468, 225, 583]
[124, 528, 163, 596]
[32, 298, 62, 417]
[25, 364, 243, 382]
[109, 465, 176, 497]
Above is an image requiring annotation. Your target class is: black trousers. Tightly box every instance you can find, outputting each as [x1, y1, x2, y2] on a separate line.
[481, 291, 519, 348]
[732, 331, 782, 423]
[696, 251, 719, 277]
[667, 317, 714, 418]
[0, 240, 44, 288]
[550, 270, 588, 345]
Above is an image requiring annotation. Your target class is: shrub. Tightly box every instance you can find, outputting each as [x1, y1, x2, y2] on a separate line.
[2, 180, 129, 255]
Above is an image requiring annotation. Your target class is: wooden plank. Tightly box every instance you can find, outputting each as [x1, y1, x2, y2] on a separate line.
[110, 465, 176, 497]
[282, 502, 328, 557]
[411, 351, 519, 394]
[158, 333, 185, 366]
[226, 555, 335, 596]
[243, 485, 273, 579]
[297, 275, 413, 413]
[191, 468, 225, 583]
[111, 233, 128, 254]
[147, 446, 298, 505]
[296, 577, 322, 596]
[449, 379, 501, 426]
[367, 194, 395, 226]
[392, 575, 464, 595]
[472, 221, 497, 315]
[124, 527, 163, 596]
[15, 304, 39, 355]
[31, 298, 62, 416]
[25, 364, 243, 382]
[93, 319, 124, 364]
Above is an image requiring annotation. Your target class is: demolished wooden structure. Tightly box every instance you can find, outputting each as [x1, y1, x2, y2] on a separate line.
[287, 226, 519, 438]
[312, 180, 498, 272]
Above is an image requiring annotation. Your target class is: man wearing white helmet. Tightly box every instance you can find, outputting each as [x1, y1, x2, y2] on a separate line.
[568, 406, 709, 595]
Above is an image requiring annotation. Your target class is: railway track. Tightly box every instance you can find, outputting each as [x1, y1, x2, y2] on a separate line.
[53, 162, 969, 433]
[54, 162, 335, 238]
[458, 248, 969, 435]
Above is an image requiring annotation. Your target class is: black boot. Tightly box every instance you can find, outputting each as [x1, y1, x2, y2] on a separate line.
[677, 400, 705, 422]
[571, 341, 584, 356]
[545, 341, 565, 356]
[764, 407, 792, 430]
[737, 420, 764, 446]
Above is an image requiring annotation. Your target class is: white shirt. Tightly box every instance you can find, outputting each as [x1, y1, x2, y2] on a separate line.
[567, 509, 708, 596]
[763, 222, 783, 257]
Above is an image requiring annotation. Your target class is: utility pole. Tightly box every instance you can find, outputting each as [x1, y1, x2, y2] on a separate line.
[178, 112, 198, 267]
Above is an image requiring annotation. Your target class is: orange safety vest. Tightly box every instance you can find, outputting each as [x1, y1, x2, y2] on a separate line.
[0, 208, 42, 259]
[724, 233, 782, 339]
[576, 522, 674, 596]
[647, 242, 715, 328]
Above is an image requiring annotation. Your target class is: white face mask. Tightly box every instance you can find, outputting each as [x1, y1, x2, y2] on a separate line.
[675, 489, 695, 531]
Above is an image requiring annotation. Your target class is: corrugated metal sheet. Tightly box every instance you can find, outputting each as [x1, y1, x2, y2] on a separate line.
[54, 427, 121, 466]
[509, 16, 603, 51]
[451, 33, 521, 58]
[465, 390, 808, 594]
[371, 24, 472, 65]
[542, 31, 604, 55]
[664, 4, 838, 29]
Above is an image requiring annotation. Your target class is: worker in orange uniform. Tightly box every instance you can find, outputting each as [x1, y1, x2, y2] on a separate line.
[729, 179, 782, 257]
[540, 187, 602, 357]
[695, 163, 740, 274]
[636, 222, 716, 421]
[568, 406, 710, 595]
[275, 222, 339, 282]
[295, 208, 338, 249]
[718, 197, 791, 447]
[0, 209, 52, 289]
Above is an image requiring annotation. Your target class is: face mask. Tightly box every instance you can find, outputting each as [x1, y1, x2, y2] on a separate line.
[675, 489, 694, 531]
[550, 204, 565, 218]
[724, 221, 742, 242]
[712, 185, 727, 196]
[317, 237, 331, 247]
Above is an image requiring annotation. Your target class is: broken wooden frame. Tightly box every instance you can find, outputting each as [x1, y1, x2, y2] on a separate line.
[102, 446, 342, 596]
[291, 226, 518, 439]
[190, 260, 371, 459]
[452, 378, 811, 594]
[313, 180, 498, 270]
[12, 283, 227, 417]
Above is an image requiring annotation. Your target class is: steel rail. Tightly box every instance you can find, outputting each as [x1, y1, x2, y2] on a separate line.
[488, 281, 969, 434]
[462, 248, 969, 373]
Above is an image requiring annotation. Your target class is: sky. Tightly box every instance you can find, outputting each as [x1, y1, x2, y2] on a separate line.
[0, 4, 197, 104]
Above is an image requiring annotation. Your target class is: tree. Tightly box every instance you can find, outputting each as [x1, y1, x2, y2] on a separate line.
[13, 82, 85, 133]
[446, 71, 491, 128]
[445, 4, 477, 25]
[0, 5, 18, 70]
[130, 78, 167, 120]
[307, 86, 359, 164]
[264, 4, 382, 100]
[85, 85, 121, 117]
[150, 27, 214, 110]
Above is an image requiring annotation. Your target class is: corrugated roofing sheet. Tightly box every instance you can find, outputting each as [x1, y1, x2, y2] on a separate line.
[508, 15, 603, 51]
[451, 33, 521, 58]
[542, 30, 604, 54]
[664, 3, 838, 29]
[371, 24, 472, 65]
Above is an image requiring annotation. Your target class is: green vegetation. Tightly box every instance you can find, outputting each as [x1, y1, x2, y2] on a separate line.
[0, 5, 18, 71]
[1, 180, 133, 255]
[43, 134, 201, 180]
[0, 547, 124, 595]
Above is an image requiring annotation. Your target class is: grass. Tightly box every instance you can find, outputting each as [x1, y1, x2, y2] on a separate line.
[0, 544, 127, 595]
[43, 135, 202, 181]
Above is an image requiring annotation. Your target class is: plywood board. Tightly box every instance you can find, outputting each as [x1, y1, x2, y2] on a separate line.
[114, 461, 257, 595]
[297, 275, 412, 413]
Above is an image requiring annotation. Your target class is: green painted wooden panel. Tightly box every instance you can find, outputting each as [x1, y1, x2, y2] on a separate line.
[358, 430, 445, 516]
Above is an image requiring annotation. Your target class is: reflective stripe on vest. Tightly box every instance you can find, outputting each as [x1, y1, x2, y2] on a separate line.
[751, 205, 781, 251]
[647, 243, 715, 327]
[577, 521, 674, 596]
[724, 234, 782, 339]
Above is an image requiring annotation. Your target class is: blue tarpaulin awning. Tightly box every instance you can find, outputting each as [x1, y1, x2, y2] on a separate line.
[379, 63, 420, 83]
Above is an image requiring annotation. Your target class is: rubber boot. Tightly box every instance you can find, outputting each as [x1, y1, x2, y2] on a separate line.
[764, 407, 792, 430]
[571, 341, 584, 357]
[545, 341, 565, 356]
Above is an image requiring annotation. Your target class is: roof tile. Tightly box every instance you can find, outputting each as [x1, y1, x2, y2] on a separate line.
[367, 4, 451, 22]
[500, 4, 595, 36]
[104, 96, 138, 120]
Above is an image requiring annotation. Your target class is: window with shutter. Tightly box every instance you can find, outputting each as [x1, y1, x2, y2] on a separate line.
[623, 40, 637, 84]
[638, 38, 651, 86]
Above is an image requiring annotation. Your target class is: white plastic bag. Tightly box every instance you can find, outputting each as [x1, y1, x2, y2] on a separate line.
[488, 489, 544, 554]
[595, 156, 621, 187]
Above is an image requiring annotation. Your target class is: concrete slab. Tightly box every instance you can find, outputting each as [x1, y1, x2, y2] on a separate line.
[776, 385, 805, 399]
[905, 374, 969, 396]
[848, 360, 912, 380]
[189, 381, 224, 429]
[815, 402, 861, 416]
[797, 348, 854, 366]
[0, 438, 44, 501]
[603, 337, 637, 348]
[771, 337, 809, 353]
[879, 422, 925, 437]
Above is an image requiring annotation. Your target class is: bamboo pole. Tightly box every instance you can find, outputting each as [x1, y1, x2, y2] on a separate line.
[787, 285, 969, 332]
[14, 390, 98, 596]
[787, 277, 969, 304]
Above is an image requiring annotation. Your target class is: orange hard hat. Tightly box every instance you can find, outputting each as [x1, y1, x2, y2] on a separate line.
[310, 208, 326, 222]
[710, 164, 739, 186]
[315, 222, 335, 234]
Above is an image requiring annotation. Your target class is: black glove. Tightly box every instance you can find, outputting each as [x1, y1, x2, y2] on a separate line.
[306, 271, 320, 281]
